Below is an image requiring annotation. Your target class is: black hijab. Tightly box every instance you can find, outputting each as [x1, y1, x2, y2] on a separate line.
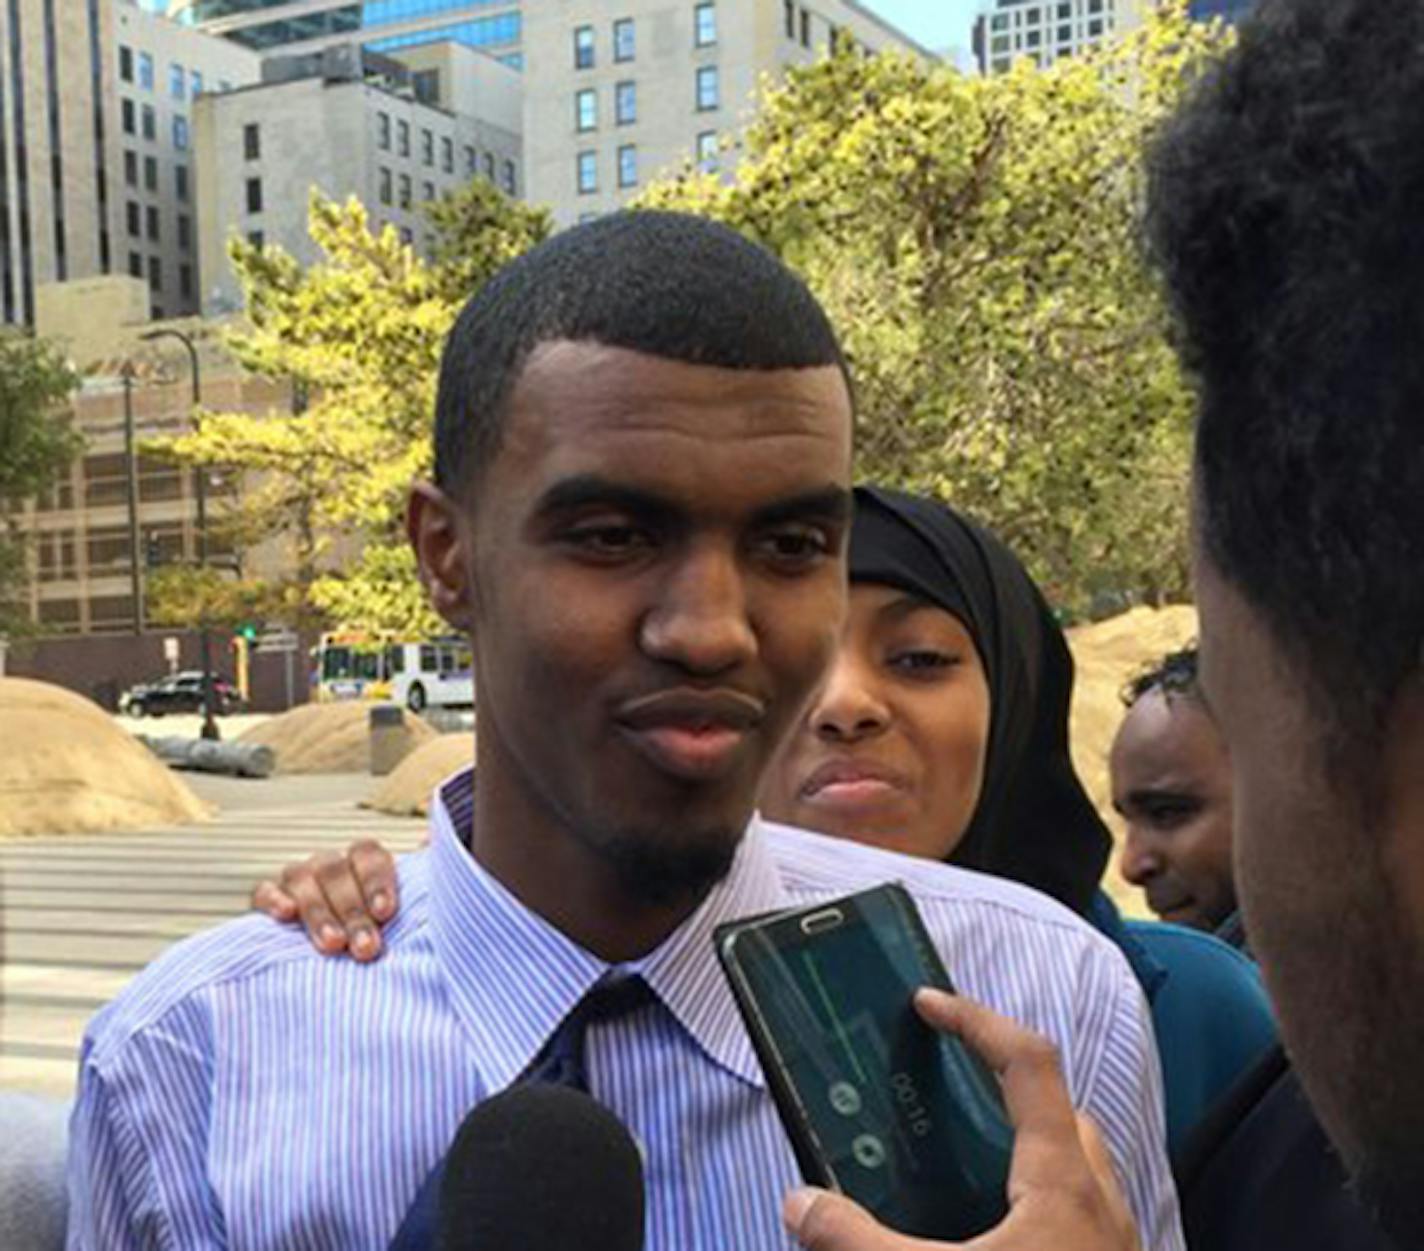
[847, 485, 1111, 917]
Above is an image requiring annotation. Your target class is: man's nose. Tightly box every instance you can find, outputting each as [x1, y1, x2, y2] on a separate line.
[639, 546, 757, 677]
[1119, 829, 1164, 887]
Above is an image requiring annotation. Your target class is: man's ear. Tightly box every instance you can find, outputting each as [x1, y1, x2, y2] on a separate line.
[407, 482, 471, 631]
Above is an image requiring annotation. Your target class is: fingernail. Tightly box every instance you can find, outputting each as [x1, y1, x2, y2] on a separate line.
[782, 1188, 824, 1233]
[372, 892, 391, 916]
[319, 925, 344, 948]
[352, 930, 378, 958]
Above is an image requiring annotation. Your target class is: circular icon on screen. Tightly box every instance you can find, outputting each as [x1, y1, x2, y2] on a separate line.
[852, 1134, 887, 1170]
[829, 1082, 862, 1117]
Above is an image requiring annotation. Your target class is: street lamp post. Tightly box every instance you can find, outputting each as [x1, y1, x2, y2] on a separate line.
[120, 362, 143, 636]
[139, 327, 219, 741]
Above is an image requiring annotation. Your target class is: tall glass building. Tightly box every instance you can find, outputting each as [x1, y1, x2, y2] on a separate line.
[167, 0, 522, 64]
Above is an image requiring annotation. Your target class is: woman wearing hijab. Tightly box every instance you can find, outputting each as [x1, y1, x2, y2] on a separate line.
[256, 485, 1275, 1156]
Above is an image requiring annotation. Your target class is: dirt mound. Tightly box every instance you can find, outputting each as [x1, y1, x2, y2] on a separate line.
[363, 733, 475, 816]
[238, 702, 436, 774]
[1066, 605, 1198, 909]
[0, 677, 211, 836]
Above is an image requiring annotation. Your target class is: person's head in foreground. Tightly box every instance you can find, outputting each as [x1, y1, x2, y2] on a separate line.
[1148, 0, 1424, 1239]
[1112, 648, 1236, 932]
[759, 485, 1112, 915]
[410, 209, 854, 949]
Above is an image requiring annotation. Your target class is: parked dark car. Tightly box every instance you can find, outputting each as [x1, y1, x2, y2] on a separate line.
[119, 671, 244, 717]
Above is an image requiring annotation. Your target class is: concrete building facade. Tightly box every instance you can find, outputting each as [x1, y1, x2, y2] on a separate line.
[0, 0, 259, 326]
[193, 42, 521, 313]
[522, 0, 932, 226]
[971, 0, 1146, 76]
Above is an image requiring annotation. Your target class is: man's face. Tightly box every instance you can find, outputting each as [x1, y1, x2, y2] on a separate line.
[1112, 688, 1236, 931]
[1194, 534, 1424, 1241]
[445, 341, 852, 903]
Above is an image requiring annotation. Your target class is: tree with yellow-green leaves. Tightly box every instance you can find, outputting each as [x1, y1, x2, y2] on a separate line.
[147, 185, 549, 635]
[639, 1, 1227, 613]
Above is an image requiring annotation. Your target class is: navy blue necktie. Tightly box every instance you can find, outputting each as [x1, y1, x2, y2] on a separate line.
[388, 976, 654, 1250]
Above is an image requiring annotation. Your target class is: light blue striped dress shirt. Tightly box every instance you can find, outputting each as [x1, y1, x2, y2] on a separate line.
[67, 768, 1183, 1250]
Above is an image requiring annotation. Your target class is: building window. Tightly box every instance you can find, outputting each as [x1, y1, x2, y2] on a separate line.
[576, 88, 597, 132]
[695, 3, 717, 47]
[243, 123, 260, 161]
[483, 152, 495, 179]
[1026, 28, 1040, 47]
[502, 159, 515, 194]
[614, 17, 635, 62]
[175, 164, 189, 201]
[464, 145, 476, 173]
[143, 155, 157, 191]
[121, 98, 135, 134]
[177, 214, 191, 250]
[441, 136, 453, 173]
[173, 115, 189, 151]
[696, 64, 719, 111]
[413, 68, 439, 103]
[247, 229, 263, 248]
[146, 205, 159, 242]
[128, 251, 142, 277]
[191, 69, 204, 98]
[422, 180, 434, 202]
[148, 255, 161, 290]
[577, 150, 597, 194]
[615, 80, 636, 125]
[138, 51, 153, 90]
[179, 263, 193, 300]
[399, 225, 413, 245]
[379, 166, 392, 205]
[574, 24, 595, 69]
[123, 150, 137, 186]
[378, 112, 390, 150]
[246, 177, 262, 214]
[141, 104, 155, 141]
[421, 128, 433, 165]
[800, 8, 811, 47]
[617, 144, 637, 188]
[784, 0, 795, 38]
[126, 201, 140, 237]
[1058, 1, 1071, 15]
[397, 119, 410, 157]
[119, 45, 133, 83]
[1058, 23, 1072, 41]
[696, 129, 718, 169]
[399, 173, 411, 209]
[1088, 17, 1103, 35]
[169, 62, 185, 100]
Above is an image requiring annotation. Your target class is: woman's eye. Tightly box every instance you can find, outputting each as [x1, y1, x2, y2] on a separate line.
[888, 650, 956, 673]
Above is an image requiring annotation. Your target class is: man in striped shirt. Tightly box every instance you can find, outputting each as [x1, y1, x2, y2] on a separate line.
[66, 213, 1181, 1250]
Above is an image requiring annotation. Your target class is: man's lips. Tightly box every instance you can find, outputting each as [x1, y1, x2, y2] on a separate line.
[1146, 886, 1194, 919]
[614, 689, 764, 783]
[797, 758, 912, 807]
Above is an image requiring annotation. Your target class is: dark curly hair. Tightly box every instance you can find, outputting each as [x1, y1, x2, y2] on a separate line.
[1146, 0, 1424, 741]
[1122, 646, 1202, 710]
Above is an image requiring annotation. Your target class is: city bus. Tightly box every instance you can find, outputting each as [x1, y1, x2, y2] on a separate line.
[310, 633, 474, 712]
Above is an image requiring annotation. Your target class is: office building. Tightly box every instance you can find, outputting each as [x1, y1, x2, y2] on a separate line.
[1188, 0, 1255, 21]
[193, 41, 522, 312]
[972, 0, 1147, 75]
[523, 0, 933, 225]
[0, 0, 260, 326]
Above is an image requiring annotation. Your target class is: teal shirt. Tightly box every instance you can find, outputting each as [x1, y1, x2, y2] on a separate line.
[1090, 895, 1278, 1158]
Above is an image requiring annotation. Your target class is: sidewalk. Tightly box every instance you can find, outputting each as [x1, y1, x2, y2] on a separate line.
[0, 771, 425, 1098]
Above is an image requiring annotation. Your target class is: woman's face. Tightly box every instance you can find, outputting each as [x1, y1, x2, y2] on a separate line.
[759, 582, 993, 861]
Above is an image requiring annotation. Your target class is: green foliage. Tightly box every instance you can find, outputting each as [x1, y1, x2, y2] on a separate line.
[0, 332, 82, 635]
[639, 3, 1227, 613]
[150, 184, 539, 634]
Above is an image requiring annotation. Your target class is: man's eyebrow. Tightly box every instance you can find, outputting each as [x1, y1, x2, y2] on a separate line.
[751, 485, 853, 528]
[532, 475, 679, 522]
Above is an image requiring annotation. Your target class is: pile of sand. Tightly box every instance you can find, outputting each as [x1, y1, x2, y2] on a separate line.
[364, 733, 475, 816]
[1065, 604, 1199, 906]
[0, 677, 212, 836]
[238, 702, 436, 774]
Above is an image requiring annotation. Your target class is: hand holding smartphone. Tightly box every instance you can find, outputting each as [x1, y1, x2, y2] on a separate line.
[716, 883, 1013, 1241]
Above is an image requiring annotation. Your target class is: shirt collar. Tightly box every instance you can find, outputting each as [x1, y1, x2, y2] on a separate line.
[427, 768, 783, 1091]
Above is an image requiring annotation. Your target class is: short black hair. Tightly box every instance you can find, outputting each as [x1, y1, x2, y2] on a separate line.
[433, 210, 849, 497]
[1122, 646, 1202, 710]
[1147, 0, 1424, 739]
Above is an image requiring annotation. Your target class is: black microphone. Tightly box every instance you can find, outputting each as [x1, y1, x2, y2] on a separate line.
[435, 1084, 646, 1251]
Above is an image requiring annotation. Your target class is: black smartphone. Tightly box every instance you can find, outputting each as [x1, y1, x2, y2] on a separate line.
[715, 883, 1012, 1240]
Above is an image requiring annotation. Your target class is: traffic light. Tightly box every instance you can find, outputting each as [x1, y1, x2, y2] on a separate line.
[144, 533, 162, 569]
[237, 622, 258, 643]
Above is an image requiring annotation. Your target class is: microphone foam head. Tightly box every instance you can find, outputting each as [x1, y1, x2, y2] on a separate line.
[436, 1083, 645, 1251]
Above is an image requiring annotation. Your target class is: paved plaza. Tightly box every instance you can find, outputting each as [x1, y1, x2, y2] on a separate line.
[0, 770, 426, 1098]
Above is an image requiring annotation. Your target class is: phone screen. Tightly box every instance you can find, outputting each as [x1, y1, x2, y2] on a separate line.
[720, 887, 1012, 1239]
